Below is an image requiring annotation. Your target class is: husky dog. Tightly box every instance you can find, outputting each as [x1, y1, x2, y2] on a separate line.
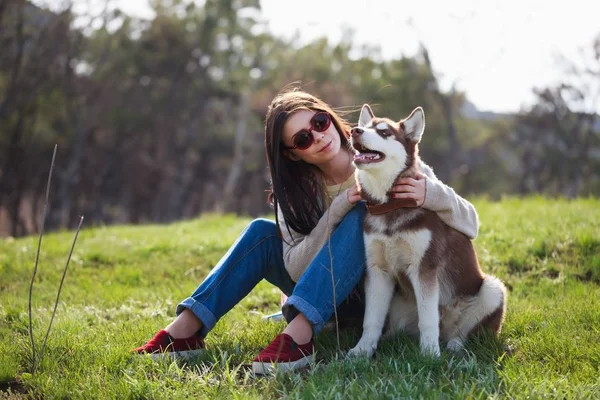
[347, 105, 506, 358]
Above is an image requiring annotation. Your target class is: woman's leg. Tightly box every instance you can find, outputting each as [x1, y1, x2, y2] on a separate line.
[252, 204, 367, 374]
[283, 203, 367, 337]
[172, 218, 295, 338]
[282, 313, 313, 345]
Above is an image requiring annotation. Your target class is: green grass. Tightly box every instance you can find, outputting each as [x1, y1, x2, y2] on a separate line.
[1, 198, 599, 399]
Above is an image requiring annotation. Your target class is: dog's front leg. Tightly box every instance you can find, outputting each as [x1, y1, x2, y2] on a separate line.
[348, 264, 395, 358]
[408, 268, 441, 357]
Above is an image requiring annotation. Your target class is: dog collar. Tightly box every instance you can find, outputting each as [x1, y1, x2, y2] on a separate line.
[366, 198, 418, 215]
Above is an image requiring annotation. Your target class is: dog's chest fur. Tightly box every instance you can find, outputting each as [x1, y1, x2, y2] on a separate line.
[363, 201, 482, 303]
[364, 210, 432, 275]
[363, 207, 461, 304]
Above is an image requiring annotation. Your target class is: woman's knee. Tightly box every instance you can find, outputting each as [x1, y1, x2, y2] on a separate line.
[245, 218, 277, 236]
[340, 203, 366, 227]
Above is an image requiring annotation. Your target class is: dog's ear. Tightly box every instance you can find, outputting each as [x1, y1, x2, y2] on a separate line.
[402, 107, 425, 143]
[358, 104, 375, 127]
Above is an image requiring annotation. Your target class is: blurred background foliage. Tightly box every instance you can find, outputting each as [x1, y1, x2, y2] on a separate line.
[0, 0, 599, 236]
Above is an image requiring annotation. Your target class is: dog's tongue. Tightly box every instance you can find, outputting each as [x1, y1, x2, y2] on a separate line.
[353, 152, 382, 163]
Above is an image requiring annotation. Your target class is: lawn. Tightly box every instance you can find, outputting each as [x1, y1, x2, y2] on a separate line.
[1, 197, 599, 399]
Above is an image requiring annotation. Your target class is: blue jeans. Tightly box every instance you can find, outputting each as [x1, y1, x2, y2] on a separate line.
[176, 203, 367, 337]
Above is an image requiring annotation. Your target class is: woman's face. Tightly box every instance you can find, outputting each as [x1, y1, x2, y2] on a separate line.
[281, 109, 343, 167]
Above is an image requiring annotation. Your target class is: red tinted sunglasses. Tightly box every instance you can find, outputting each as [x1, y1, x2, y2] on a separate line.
[284, 112, 332, 150]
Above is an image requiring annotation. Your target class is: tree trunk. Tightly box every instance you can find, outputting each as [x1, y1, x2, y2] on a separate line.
[420, 46, 461, 183]
[0, 0, 25, 122]
[166, 112, 203, 221]
[0, 106, 26, 235]
[440, 89, 461, 183]
[218, 89, 250, 212]
[48, 107, 88, 229]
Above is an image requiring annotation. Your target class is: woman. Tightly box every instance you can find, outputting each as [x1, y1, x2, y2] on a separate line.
[134, 88, 479, 375]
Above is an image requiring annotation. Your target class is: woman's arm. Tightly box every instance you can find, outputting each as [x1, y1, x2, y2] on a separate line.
[419, 161, 480, 239]
[278, 191, 355, 282]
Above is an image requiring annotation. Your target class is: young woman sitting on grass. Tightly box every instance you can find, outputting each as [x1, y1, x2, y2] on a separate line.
[133, 88, 479, 375]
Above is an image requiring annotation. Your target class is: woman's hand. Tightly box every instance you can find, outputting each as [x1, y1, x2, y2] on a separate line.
[390, 172, 427, 207]
[347, 184, 363, 205]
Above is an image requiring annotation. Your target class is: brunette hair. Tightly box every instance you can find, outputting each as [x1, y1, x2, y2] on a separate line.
[265, 87, 352, 236]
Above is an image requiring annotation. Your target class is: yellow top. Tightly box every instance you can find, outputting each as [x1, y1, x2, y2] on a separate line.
[325, 174, 356, 204]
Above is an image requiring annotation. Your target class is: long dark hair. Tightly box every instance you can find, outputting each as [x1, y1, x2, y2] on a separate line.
[265, 88, 352, 236]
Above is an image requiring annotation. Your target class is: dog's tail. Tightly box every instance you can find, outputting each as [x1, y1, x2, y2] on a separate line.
[477, 275, 507, 334]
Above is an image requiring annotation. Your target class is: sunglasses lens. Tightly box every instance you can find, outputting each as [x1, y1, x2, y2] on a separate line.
[293, 131, 313, 150]
[286, 112, 331, 150]
[312, 112, 331, 132]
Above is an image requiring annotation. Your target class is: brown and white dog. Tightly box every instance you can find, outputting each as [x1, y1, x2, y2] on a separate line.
[347, 104, 506, 358]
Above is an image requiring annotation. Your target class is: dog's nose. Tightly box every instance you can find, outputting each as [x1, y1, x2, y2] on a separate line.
[351, 127, 363, 137]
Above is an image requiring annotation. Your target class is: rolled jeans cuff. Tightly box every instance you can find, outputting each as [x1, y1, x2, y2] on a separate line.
[282, 295, 327, 335]
[176, 297, 216, 338]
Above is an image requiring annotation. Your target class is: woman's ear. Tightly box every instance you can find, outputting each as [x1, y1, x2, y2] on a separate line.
[283, 149, 301, 161]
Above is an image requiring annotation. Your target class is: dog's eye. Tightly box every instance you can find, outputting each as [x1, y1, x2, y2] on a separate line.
[377, 129, 391, 137]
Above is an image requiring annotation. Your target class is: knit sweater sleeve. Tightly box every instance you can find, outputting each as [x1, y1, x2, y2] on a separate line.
[419, 160, 480, 239]
[277, 190, 355, 282]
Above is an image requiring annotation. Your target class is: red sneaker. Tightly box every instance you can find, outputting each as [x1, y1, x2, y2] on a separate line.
[252, 333, 314, 375]
[132, 330, 205, 360]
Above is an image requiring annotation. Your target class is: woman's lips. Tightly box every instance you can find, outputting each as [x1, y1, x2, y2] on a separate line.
[318, 141, 332, 152]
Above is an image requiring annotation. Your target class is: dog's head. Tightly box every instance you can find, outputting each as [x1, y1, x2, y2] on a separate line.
[350, 104, 425, 174]
[350, 105, 425, 203]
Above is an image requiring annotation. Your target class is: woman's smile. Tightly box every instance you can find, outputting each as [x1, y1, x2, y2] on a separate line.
[318, 141, 333, 153]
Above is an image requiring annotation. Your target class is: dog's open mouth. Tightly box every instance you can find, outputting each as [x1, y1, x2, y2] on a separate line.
[352, 143, 386, 164]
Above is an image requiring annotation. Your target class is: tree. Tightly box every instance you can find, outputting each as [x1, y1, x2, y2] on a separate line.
[514, 33, 600, 197]
[0, 1, 72, 235]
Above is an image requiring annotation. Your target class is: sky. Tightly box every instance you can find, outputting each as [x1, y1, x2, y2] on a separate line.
[257, 0, 600, 113]
[36, 0, 600, 113]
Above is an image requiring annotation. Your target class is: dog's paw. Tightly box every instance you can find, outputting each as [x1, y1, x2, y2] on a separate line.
[420, 341, 441, 358]
[446, 338, 464, 352]
[347, 337, 378, 358]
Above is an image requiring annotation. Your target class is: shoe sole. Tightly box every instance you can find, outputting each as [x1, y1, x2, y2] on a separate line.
[252, 354, 314, 375]
[139, 349, 205, 361]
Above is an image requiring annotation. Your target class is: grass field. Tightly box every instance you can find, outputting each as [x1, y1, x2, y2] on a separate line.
[1, 197, 599, 399]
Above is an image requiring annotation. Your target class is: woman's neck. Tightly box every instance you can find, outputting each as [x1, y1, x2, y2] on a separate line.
[320, 148, 355, 186]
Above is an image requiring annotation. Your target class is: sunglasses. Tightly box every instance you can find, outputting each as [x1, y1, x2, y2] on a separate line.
[283, 112, 332, 150]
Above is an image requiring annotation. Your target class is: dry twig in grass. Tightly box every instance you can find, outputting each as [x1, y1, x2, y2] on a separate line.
[28, 145, 84, 373]
[28, 145, 57, 374]
[38, 215, 84, 369]
[325, 187, 343, 354]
